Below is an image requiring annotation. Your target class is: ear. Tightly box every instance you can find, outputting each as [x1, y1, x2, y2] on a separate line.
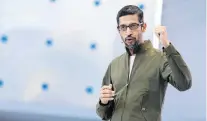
[117, 29, 121, 34]
[117, 26, 121, 33]
[142, 23, 147, 32]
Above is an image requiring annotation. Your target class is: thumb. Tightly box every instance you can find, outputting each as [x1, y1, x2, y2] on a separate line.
[155, 33, 161, 38]
[109, 84, 112, 89]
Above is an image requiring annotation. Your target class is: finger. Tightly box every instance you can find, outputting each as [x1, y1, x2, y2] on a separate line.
[155, 29, 160, 34]
[101, 90, 115, 95]
[101, 89, 111, 94]
[100, 93, 113, 98]
[108, 98, 114, 100]
[109, 84, 112, 89]
[155, 29, 163, 36]
[101, 98, 114, 101]
[100, 91, 115, 97]
[101, 85, 111, 90]
[154, 28, 158, 32]
[154, 30, 160, 36]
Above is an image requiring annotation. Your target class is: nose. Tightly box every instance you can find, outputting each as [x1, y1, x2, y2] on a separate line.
[126, 27, 132, 35]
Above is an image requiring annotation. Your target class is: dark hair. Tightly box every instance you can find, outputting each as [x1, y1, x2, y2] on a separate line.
[116, 5, 144, 25]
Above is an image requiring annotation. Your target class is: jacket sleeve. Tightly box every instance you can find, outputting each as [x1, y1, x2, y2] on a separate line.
[159, 43, 192, 91]
[96, 63, 114, 120]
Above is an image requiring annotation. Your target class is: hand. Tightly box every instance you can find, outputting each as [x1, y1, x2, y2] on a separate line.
[154, 26, 170, 48]
[100, 84, 115, 104]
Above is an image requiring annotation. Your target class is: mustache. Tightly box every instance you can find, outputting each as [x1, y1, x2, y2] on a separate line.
[125, 36, 136, 41]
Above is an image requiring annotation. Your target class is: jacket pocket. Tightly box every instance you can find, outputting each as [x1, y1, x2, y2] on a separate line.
[140, 92, 160, 121]
[140, 93, 149, 121]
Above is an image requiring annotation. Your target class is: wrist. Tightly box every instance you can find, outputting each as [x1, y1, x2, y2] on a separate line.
[99, 100, 109, 106]
[163, 40, 170, 48]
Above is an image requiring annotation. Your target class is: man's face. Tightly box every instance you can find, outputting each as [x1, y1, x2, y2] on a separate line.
[118, 14, 144, 47]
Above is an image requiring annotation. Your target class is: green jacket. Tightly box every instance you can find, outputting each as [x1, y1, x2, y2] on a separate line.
[96, 40, 192, 121]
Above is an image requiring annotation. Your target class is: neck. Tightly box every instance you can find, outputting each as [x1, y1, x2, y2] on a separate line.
[129, 49, 134, 55]
[139, 39, 144, 44]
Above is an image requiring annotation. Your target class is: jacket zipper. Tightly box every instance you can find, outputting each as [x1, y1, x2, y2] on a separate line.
[121, 65, 131, 121]
[120, 54, 135, 121]
[120, 81, 129, 121]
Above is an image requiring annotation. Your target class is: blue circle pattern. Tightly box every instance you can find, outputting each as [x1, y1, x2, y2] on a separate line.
[1, 35, 8, 43]
[0, 2, 144, 95]
[85, 86, 93, 94]
[94, 0, 101, 6]
[138, 4, 144, 10]
[46, 39, 53, 46]
[90, 43, 97, 50]
[42, 83, 49, 91]
[0, 80, 3, 87]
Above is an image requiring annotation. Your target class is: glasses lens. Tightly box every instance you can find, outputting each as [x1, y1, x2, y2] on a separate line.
[129, 23, 139, 30]
[119, 25, 127, 31]
[118, 23, 141, 31]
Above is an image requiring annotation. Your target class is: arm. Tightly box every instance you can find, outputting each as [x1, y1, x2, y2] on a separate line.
[96, 63, 114, 120]
[160, 43, 192, 91]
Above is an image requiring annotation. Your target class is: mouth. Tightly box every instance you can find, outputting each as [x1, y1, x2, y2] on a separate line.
[125, 37, 135, 42]
[126, 39, 133, 42]
[125, 37, 135, 44]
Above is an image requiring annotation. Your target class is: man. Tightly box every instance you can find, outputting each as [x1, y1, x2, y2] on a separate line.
[96, 5, 192, 121]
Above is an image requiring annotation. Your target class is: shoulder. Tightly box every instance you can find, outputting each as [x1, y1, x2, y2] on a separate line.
[147, 48, 164, 58]
[149, 47, 165, 57]
[147, 47, 167, 67]
[110, 53, 126, 66]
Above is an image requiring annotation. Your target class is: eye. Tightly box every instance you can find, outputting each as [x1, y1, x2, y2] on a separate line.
[118, 25, 127, 31]
[120, 25, 127, 28]
[129, 23, 139, 29]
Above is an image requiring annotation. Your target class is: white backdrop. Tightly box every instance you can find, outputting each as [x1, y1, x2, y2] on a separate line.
[0, 0, 162, 120]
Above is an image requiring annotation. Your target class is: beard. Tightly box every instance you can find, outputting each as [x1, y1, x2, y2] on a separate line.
[123, 36, 139, 50]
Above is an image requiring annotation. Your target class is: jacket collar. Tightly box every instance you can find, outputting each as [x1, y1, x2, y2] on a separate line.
[125, 40, 153, 56]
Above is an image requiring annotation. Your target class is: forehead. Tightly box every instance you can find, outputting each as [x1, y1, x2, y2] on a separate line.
[119, 14, 139, 25]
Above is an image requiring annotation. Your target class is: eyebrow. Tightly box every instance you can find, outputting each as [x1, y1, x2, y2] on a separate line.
[119, 23, 139, 26]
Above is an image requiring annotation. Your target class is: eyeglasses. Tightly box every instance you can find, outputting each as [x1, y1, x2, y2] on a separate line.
[117, 23, 143, 31]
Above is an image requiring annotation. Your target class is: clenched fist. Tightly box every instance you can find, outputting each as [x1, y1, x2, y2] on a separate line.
[154, 25, 170, 48]
[100, 84, 115, 104]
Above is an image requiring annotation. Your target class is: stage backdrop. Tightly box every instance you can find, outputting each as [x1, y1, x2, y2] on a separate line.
[0, 0, 205, 121]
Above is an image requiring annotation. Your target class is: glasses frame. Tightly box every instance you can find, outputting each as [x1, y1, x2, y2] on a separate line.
[117, 23, 143, 31]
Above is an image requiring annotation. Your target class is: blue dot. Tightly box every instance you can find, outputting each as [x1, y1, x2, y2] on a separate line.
[46, 39, 53, 46]
[90, 43, 97, 50]
[94, 0, 101, 6]
[0, 80, 4, 87]
[85, 86, 93, 94]
[1, 35, 8, 43]
[42, 83, 49, 91]
[138, 4, 144, 10]
[50, 0, 56, 2]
